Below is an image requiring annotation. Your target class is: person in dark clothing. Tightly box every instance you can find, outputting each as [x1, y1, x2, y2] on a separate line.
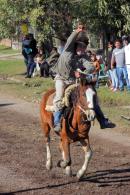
[105, 41, 114, 88]
[25, 34, 38, 78]
[22, 34, 31, 72]
[46, 47, 60, 78]
[40, 61, 49, 77]
[28, 33, 38, 56]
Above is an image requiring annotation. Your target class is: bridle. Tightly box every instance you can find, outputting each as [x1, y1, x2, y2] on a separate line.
[78, 104, 94, 115]
[77, 85, 96, 122]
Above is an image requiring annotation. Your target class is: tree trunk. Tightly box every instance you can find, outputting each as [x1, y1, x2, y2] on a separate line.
[103, 29, 108, 57]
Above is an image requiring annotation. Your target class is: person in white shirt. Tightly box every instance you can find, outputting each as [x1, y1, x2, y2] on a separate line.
[123, 36, 130, 90]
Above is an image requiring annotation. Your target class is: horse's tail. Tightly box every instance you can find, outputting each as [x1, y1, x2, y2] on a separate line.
[40, 89, 55, 129]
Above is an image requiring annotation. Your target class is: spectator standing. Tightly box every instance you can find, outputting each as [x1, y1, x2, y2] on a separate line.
[110, 40, 119, 92]
[22, 34, 31, 73]
[111, 39, 130, 91]
[123, 36, 130, 90]
[25, 33, 38, 78]
[105, 41, 114, 89]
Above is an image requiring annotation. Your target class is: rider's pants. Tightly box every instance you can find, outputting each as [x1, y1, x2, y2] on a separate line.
[53, 75, 73, 112]
[53, 78, 66, 112]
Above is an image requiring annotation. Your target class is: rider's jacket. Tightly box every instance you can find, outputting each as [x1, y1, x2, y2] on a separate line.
[55, 31, 95, 80]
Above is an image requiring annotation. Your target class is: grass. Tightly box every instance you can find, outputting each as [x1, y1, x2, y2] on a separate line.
[0, 59, 25, 76]
[0, 45, 20, 55]
[0, 59, 130, 107]
[0, 59, 54, 102]
[0, 78, 54, 102]
[0, 59, 130, 106]
[97, 86, 130, 107]
[0, 47, 129, 104]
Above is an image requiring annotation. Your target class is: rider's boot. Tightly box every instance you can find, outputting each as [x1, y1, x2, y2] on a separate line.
[95, 104, 116, 129]
[53, 110, 63, 133]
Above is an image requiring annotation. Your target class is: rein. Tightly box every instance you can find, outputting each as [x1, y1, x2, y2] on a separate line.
[78, 105, 95, 125]
[78, 105, 94, 114]
[65, 83, 95, 139]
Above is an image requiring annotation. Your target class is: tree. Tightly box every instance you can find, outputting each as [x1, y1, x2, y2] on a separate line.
[30, 0, 75, 41]
[73, 0, 130, 50]
[0, 0, 37, 39]
[98, 0, 130, 36]
[0, 0, 130, 50]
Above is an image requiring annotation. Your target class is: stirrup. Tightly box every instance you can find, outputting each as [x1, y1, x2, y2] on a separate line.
[54, 123, 61, 133]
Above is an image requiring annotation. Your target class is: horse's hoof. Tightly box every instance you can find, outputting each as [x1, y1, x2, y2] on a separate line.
[76, 170, 84, 180]
[46, 162, 52, 170]
[65, 166, 72, 177]
[57, 160, 68, 168]
[60, 160, 69, 168]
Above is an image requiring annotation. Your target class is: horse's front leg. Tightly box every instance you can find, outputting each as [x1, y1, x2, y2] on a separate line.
[76, 138, 92, 180]
[43, 123, 52, 170]
[58, 140, 72, 177]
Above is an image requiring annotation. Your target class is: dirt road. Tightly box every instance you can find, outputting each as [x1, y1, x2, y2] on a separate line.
[0, 94, 130, 195]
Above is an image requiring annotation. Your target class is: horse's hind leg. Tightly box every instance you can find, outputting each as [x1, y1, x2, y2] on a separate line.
[42, 122, 52, 170]
[58, 140, 72, 176]
[76, 138, 92, 180]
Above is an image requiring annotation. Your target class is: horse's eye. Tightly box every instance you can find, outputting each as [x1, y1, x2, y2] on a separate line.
[82, 93, 86, 97]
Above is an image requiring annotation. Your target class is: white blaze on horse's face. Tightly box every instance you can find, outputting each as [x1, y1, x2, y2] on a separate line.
[85, 88, 96, 121]
[85, 88, 95, 109]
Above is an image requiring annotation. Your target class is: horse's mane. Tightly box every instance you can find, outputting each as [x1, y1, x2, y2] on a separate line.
[70, 86, 80, 107]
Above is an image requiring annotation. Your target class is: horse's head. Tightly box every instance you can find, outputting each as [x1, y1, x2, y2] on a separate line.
[77, 79, 96, 122]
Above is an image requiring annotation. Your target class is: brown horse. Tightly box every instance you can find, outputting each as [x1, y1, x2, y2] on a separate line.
[40, 80, 96, 180]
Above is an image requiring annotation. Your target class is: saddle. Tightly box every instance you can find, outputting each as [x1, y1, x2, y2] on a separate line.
[45, 84, 78, 112]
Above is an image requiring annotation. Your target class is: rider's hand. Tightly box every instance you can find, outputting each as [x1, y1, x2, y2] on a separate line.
[76, 24, 85, 33]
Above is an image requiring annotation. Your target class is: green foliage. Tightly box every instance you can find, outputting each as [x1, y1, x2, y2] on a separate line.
[98, 0, 130, 35]
[0, 0, 38, 38]
[0, 0, 130, 42]
[31, 0, 74, 40]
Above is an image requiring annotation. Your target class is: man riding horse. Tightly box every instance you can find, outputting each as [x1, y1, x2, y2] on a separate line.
[53, 22, 115, 132]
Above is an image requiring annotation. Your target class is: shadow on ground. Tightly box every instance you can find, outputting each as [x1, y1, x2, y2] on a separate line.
[0, 103, 15, 107]
[15, 72, 27, 76]
[1, 164, 130, 194]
